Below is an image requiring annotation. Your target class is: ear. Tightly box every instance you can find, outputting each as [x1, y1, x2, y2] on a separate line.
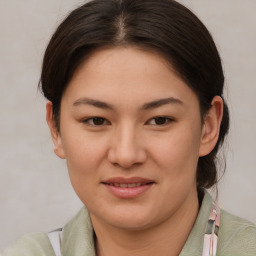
[199, 96, 223, 157]
[46, 101, 66, 159]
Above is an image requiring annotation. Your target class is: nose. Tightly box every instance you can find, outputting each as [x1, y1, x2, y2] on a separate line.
[107, 125, 147, 169]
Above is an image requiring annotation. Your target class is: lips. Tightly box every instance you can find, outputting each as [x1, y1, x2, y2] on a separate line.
[103, 177, 154, 184]
[106, 183, 150, 188]
[102, 177, 155, 199]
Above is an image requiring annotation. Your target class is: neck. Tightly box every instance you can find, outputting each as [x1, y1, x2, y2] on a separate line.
[91, 189, 199, 256]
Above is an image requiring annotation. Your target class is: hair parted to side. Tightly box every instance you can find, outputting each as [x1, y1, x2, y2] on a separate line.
[39, 0, 229, 192]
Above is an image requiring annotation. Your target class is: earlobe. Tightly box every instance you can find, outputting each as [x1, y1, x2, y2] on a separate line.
[46, 101, 66, 159]
[199, 96, 223, 157]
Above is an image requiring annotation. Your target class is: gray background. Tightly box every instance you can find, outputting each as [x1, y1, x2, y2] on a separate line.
[0, 0, 255, 252]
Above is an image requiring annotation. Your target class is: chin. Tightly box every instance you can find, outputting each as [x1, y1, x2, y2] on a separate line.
[109, 216, 155, 231]
[91, 204, 165, 232]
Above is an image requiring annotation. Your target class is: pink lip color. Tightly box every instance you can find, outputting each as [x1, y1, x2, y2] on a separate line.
[102, 177, 154, 199]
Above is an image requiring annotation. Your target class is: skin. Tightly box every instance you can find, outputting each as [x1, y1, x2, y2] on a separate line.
[47, 47, 223, 256]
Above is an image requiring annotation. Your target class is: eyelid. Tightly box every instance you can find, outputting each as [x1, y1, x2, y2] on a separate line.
[81, 116, 175, 126]
[82, 117, 111, 126]
[146, 116, 175, 125]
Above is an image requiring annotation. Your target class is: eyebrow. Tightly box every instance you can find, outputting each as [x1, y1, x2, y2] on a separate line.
[73, 98, 114, 109]
[140, 97, 183, 110]
[73, 97, 183, 110]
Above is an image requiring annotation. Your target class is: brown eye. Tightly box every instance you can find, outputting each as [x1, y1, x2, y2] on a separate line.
[155, 117, 168, 125]
[147, 116, 173, 125]
[83, 117, 109, 126]
[92, 117, 105, 125]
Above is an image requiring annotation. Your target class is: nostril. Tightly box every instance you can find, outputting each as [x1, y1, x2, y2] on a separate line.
[107, 141, 147, 169]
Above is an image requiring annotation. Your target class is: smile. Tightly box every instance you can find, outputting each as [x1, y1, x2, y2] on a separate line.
[102, 177, 155, 199]
[105, 182, 152, 188]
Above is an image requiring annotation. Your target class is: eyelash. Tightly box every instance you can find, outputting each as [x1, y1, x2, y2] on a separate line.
[82, 116, 174, 127]
[146, 116, 175, 126]
[82, 117, 110, 126]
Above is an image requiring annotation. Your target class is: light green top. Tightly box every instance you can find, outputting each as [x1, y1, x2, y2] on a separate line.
[3, 192, 256, 256]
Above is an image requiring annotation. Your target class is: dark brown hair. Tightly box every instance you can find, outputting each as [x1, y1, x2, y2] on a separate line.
[39, 0, 229, 191]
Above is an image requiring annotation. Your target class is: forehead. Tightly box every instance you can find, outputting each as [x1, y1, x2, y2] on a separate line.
[62, 46, 199, 109]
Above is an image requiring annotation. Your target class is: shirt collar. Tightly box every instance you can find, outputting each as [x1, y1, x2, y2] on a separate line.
[180, 190, 213, 255]
[61, 190, 213, 256]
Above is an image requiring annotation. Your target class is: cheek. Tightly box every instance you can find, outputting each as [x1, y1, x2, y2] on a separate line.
[150, 125, 201, 175]
[60, 130, 107, 178]
[62, 136, 105, 204]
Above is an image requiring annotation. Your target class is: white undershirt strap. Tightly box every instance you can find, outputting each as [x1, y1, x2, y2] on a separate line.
[47, 201, 220, 256]
[47, 228, 62, 256]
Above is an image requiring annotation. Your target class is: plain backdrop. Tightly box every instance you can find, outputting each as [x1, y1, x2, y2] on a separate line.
[0, 0, 255, 252]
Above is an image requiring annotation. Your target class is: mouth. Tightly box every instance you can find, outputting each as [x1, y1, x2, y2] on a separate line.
[102, 177, 155, 199]
[102, 182, 154, 188]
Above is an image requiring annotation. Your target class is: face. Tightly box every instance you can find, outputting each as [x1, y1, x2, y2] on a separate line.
[48, 47, 217, 231]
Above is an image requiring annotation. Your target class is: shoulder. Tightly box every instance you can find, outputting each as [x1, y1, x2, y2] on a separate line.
[2, 207, 95, 256]
[217, 209, 256, 255]
[2, 232, 55, 256]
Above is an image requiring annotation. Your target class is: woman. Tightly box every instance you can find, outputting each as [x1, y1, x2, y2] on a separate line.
[3, 0, 256, 255]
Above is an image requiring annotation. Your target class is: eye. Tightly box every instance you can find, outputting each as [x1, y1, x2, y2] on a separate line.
[83, 117, 110, 126]
[147, 116, 174, 126]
